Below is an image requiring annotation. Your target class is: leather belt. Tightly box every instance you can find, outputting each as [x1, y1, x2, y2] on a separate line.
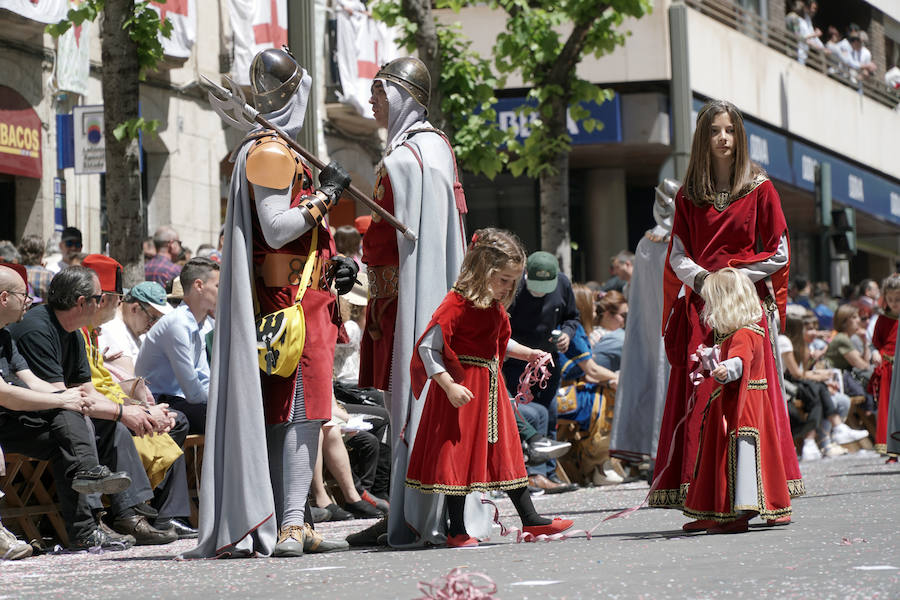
[259, 253, 326, 289]
[367, 265, 399, 299]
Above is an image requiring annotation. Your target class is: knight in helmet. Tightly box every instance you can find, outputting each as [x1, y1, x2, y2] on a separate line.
[350, 57, 491, 548]
[186, 47, 357, 558]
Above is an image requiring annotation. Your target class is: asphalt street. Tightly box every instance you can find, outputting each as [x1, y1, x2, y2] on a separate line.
[1, 450, 897, 599]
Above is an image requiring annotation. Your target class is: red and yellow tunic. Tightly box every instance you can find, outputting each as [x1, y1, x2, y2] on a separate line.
[683, 325, 792, 522]
[871, 312, 898, 454]
[251, 163, 339, 424]
[359, 165, 399, 390]
[405, 291, 528, 494]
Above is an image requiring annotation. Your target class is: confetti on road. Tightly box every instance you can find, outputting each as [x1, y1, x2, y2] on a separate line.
[852, 565, 898, 571]
[509, 580, 563, 586]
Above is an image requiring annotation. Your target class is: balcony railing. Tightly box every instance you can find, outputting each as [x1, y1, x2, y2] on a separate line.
[685, 0, 900, 108]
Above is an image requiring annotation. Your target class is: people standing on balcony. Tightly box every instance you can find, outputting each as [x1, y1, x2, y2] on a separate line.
[787, 1, 826, 66]
[836, 26, 877, 83]
[652, 100, 804, 524]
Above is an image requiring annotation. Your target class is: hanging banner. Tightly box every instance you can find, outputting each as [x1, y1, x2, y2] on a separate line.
[149, 0, 197, 59]
[55, 1, 92, 96]
[334, 0, 401, 119]
[73, 104, 105, 174]
[0, 85, 42, 179]
[0, 0, 67, 23]
[229, 0, 287, 86]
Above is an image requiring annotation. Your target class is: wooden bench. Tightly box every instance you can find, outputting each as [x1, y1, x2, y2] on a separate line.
[0, 453, 69, 547]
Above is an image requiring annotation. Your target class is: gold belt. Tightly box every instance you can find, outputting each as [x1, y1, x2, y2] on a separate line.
[367, 265, 399, 299]
[885, 354, 894, 364]
[259, 252, 326, 290]
[458, 355, 500, 444]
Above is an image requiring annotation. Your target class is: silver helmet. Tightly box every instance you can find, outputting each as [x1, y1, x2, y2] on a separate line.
[375, 57, 431, 112]
[250, 47, 304, 113]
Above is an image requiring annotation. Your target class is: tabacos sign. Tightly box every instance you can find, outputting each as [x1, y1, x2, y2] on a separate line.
[0, 85, 42, 179]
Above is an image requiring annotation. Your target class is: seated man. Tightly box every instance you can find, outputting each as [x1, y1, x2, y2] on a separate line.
[9, 265, 177, 547]
[81, 255, 195, 539]
[136, 258, 219, 434]
[0, 264, 136, 550]
[98, 281, 172, 378]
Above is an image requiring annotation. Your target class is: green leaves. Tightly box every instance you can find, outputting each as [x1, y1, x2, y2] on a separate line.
[46, 0, 103, 37]
[113, 117, 160, 141]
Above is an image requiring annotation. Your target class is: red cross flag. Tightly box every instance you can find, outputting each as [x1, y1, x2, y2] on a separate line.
[150, 0, 196, 59]
[55, 0, 92, 96]
[229, 0, 288, 87]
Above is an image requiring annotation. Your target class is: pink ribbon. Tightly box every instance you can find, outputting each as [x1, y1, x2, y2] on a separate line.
[513, 352, 553, 405]
[417, 567, 497, 599]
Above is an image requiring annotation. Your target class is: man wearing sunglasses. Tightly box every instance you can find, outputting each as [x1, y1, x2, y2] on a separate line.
[98, 281, 172, 376]
[47, 226, 84, 275]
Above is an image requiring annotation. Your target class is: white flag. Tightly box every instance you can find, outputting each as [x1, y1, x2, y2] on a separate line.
[229, 0, 288, 86]
[0, 0, 67, 23]
[149, 0, 197, 59]
[55, 1, 91, 96]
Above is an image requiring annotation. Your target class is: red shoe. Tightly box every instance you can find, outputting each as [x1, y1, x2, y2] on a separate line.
[707, 516, 751, 534]
[522, 518, 574, 537]
[446, 534, 478, 548]
[765, 516, 791, 526]
[886, 456, 898, 464]
[682, 519, 717, 531]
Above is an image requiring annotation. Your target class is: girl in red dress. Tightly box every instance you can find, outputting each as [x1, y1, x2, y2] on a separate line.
[871, 274, 900, 460]
[405, 228, 573, 547]
[683, 268, 792, 533]
[654, 100, 802, 526]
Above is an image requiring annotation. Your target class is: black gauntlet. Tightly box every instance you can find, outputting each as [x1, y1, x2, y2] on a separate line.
[330, 255, 359, 295]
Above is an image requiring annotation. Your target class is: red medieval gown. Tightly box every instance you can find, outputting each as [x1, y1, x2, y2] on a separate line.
[358, 164, 399, 391]
[683, 324, 792, 522]
[652, 177, 804, 509]
[870, 312, 898, 455]
[252, 164, 340, 423]
[405, 290, 528, 494]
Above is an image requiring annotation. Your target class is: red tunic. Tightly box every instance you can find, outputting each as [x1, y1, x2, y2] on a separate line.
[652, 179, 803, 509]
[683, 325, 792, 522]
[870, 313, 898, 454]
[405, 291, 528, 494]
[359, 165, 399, 390]
[251, 165, 339, 424]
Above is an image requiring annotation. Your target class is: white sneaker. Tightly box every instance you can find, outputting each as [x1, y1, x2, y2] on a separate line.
[0, 523, 32, 560]
[800, 438, 821, 461]
[823, 443, 849, 458]
[831, 423, 869, 445]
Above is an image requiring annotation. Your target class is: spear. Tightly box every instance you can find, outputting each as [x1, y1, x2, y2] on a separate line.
[200, 74, 417, 241]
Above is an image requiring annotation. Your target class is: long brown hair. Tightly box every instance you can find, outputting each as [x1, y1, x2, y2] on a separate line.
[683, 100, 765, 207]
[454, 228, 526, 309]
[596, 290, 627, 322]
[784, 314, 808, 370]
[572, 284, 595, 332]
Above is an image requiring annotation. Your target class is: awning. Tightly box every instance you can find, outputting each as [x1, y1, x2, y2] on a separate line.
[0, 85, 42, 179]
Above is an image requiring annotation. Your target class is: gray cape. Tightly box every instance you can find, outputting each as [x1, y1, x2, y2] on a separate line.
[383, 126, 492, 547]
[887, 320, 900, 456]
[609, 234, 670, 462]
[183, 90, 310, 558]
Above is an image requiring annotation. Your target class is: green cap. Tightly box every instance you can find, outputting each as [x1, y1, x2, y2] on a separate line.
[525, 251, 559, 295]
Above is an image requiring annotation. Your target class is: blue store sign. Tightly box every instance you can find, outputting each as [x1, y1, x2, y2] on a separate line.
[493, 94, 622, 145]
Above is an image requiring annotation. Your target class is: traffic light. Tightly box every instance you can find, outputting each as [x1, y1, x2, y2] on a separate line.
[830, 207, 856, 256]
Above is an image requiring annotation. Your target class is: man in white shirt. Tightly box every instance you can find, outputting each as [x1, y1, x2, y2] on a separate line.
[99, 281, 172, 378]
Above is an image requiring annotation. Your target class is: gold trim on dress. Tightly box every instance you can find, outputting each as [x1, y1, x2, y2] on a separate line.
[458, 354, 500, 444]
[747, 379, 768, 390]
[405, 476, 528, 495]
[710, 174, 769, 212]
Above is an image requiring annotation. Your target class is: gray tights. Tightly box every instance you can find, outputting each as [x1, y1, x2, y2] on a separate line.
[267, 420, 321, 528]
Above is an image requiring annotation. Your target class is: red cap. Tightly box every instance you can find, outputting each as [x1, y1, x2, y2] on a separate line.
[0, 262, 27, 287]
[354, 215, 372, 235]
[81, 254, 124, 294]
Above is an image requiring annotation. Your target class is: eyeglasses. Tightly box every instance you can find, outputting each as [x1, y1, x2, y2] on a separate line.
[87, 294, 103, 305]
[138, 303, 160, 325]
[4, 290, 33, 304]
[63, 240, 82, 248]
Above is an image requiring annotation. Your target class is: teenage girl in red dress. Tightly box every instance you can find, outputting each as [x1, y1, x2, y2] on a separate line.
[405, 228, 573, 547]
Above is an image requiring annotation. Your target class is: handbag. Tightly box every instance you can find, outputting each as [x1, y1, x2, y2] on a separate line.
[256, 227, 318, 377]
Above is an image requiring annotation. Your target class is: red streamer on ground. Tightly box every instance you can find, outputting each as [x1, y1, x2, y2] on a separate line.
[514, 352, 553, 405]
[416, 567, 497, 599]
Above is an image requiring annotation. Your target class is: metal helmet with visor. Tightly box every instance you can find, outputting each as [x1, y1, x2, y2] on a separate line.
[250, 47, 304, 113]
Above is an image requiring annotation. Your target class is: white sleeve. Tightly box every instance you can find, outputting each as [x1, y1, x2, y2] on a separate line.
[736, 234, 789, 283]
[417, 324, 447, 378]
[506, 338, 525, 355]
[714, 356, 744, 383]
[669, 234, 706, 289]
[252, 184, 313, 249]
